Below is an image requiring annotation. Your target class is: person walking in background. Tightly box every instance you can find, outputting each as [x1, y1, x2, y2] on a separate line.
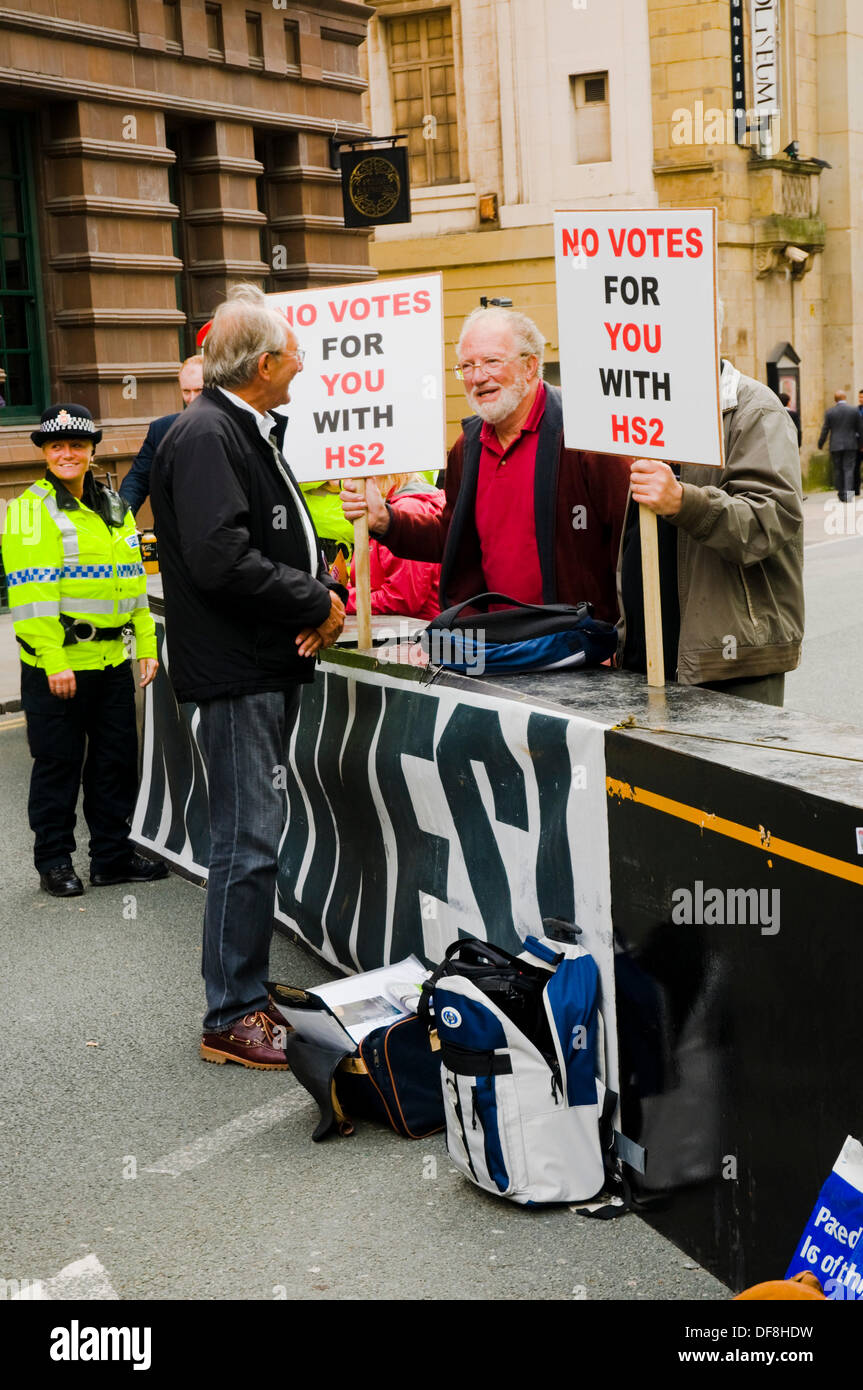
[151, 286, 346, 1071]
[119, 355, 204, 517]
[778, 391, 801, 448]
[344, 472, 444, 621]
[1, 405, 165, 896]
[856, 388, 863, 497]
[818, 390, 862, 503]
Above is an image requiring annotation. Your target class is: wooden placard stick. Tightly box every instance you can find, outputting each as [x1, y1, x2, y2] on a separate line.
[638, 502, 665, 688]
[353, 477, 372, 651]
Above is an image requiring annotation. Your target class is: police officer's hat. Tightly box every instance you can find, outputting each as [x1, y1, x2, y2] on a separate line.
[31, 403, 102, 447]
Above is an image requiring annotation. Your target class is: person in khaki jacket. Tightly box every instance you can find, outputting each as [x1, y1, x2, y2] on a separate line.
[618, 343, 804, 708]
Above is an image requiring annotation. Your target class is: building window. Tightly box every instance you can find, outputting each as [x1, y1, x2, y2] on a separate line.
[570, 72, 611, 164]
[205, 4, 224, 61]
[246, 11, 263, 69]
[163, 0, 181, 50]
[321, 29, 360, 78]
[387, 10, 459, 187]
[0, 117, 47, 421]
[284, 20, 299, 69]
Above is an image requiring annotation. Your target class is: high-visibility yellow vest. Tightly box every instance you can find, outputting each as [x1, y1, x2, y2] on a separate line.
[1, 474, 157, 675]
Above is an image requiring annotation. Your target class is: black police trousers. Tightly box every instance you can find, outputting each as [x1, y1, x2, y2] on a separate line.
[21, 660, 138, 874]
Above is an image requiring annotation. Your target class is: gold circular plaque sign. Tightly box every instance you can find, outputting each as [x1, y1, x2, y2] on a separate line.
[349, 156, 401, 218]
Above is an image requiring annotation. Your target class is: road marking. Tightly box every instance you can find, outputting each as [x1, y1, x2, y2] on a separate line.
[0, 716, 25, 731]
[10, 1253, 120, 1300]
[143, 1088, 312, 1177]
[607, 777, 863, 887]
[804, 533, 863, 553]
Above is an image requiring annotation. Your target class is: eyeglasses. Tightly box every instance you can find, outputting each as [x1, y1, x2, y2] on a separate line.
[270, 348, 305, 365]
[453, 353, 532, 381]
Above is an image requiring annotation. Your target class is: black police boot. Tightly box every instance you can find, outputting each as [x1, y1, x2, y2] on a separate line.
[89, 852, 169, 887]
[40, 864, 85, 898]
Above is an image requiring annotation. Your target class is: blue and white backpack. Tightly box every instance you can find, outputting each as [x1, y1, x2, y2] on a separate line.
[422, 930, 620, 1207]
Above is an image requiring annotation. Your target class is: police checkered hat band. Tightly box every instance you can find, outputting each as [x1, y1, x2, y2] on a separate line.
[31, 404, 102, 447]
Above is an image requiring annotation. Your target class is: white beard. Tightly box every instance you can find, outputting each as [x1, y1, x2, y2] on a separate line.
[468, 376, 531, 425]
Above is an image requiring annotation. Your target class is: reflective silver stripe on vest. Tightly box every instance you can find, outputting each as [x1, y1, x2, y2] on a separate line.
[37, 488, 81, 564]
[11, 601, 61, 620]
[118, 594, 148, 613]
[61, 597, 117, 615]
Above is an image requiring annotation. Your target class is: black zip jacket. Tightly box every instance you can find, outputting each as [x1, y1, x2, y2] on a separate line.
[150, 387, 344, 703]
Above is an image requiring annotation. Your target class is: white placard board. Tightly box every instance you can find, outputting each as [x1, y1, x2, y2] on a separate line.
[553, 209, 723, 469]
[264, 272, 445, 483]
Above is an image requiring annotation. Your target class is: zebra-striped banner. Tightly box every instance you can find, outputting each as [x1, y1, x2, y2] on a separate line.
[131, 617, 618, 1089]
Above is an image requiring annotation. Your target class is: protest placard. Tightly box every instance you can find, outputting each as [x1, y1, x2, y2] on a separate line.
[553, 209, 722, 687]
[265, 273, 445, 650]
[553, 208, 722, 469]
[265, 272, 445, 483]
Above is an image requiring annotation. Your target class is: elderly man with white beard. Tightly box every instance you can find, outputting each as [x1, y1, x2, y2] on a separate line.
[340, 305, 630, 620]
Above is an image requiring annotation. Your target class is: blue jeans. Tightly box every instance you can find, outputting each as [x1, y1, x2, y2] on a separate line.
[197, 688, 300, 1033]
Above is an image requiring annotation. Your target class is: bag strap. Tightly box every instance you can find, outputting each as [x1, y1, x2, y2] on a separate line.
[417, 935, 536, 1020]
[433, 592, 544, 627]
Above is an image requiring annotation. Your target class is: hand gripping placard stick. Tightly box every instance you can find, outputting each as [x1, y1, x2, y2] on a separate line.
[352, 478, 372, 651]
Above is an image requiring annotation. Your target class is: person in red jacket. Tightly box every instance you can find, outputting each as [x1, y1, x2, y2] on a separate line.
[345, 472, 444, 621]
[340, 306, 630, 622]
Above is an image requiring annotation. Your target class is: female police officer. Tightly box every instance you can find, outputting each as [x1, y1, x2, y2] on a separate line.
[1, 404, 168, 896]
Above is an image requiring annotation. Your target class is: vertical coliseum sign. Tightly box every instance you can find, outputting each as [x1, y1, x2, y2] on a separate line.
[553, 209, 723, 469]
[266, 272, 445, 483]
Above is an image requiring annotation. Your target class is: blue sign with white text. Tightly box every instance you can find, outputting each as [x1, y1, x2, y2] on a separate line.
[786, 1137, 863, 1300]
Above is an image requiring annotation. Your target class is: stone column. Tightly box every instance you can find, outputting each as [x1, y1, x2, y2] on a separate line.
[179, 120, 268, 333]
[41, 99, 183, 423]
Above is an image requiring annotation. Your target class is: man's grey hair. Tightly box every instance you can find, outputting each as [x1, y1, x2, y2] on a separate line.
[457, 306, 545, 377]
[203, 284, 290, 389]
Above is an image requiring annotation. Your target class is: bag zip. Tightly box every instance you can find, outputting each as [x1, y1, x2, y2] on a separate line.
[357, 1034, 400, 1134]
[543, 989, 571, 1106]
[446, 1074, 477, 1180]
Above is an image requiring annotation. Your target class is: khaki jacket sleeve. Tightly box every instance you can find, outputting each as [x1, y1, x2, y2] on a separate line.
[669, 400, 802, 566]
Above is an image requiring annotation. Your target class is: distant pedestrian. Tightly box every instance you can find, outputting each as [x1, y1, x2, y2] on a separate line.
[778, 391, 801, 447]
[856, 388, 863, 497]
[119, 355, 204, 517]
[818, 390, 862, 502]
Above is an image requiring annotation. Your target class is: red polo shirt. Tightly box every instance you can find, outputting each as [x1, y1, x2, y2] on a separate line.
[474, 382, 546, 604]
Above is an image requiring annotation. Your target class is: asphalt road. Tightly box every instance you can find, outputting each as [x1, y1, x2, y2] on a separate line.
[4, 501, 859, 1304]
[0, 719, 729, 1303]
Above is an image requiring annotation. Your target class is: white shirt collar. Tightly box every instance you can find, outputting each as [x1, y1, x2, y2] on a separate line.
[218, 386, 276, 444]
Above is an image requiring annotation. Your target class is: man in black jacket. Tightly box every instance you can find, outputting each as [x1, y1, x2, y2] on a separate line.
[151, 286, 345, 1069]
[120, 355, 203, 516]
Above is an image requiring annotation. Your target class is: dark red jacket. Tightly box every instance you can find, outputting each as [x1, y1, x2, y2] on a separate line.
[381, 384, 631, 622]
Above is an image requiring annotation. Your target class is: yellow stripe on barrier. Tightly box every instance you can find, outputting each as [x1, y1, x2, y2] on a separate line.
[606, 776, 863, 888]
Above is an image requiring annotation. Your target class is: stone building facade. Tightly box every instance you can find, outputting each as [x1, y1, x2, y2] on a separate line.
[0, 0, 374, 520]
[362, 0, 657, 440]
[362, 0, 862, 467]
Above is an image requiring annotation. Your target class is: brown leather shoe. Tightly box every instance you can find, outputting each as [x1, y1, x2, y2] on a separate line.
[200, 1011, 289, 1070]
